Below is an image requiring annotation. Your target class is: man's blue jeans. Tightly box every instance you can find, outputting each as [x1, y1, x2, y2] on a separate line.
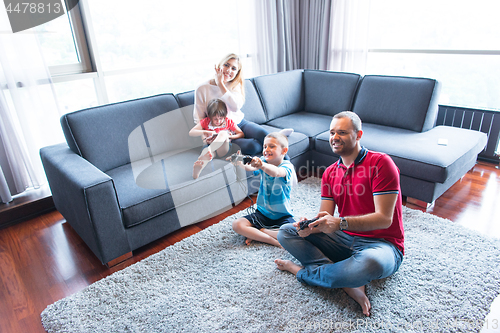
[277, 223, 403, 289]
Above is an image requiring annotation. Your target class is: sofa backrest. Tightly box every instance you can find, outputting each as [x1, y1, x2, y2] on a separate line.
[175, 90, 196, 125]
[61, 94, 183, 172]
[252, 70, 305, 122]
[241, 80, 267, 124]
[128, 105, 200, 165]
[352, 75, 439, 132]
[304, 70, 361, 116]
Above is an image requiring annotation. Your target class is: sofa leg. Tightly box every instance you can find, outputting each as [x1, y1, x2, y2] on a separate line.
[406, 197, 434, 209]
[106, 251, 133, 268]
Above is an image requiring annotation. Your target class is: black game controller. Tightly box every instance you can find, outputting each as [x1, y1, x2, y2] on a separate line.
[298, 217, 319, 231]
[229, 153, 253, 165]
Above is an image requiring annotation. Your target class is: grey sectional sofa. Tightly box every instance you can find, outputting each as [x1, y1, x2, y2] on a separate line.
[40, 69, 487, 266]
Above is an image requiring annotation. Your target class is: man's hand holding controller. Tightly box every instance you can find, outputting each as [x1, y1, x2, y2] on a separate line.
[298, 217, 319, 231]
[295, 212, 341, 237]
[293, 217, 319, 237]
[294, 211, 340, 237]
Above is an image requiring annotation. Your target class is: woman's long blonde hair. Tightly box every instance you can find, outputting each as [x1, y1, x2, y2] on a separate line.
[217, 53, 245, 101]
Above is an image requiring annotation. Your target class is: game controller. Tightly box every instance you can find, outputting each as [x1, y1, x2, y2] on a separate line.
[229, 153, 253, 165]
[298, 217, 319, 231]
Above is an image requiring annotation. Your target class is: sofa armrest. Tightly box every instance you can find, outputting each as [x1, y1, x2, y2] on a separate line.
[40, 143, 131, 265]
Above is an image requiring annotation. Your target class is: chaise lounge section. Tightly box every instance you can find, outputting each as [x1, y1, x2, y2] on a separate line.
[40, 69, 487, 265]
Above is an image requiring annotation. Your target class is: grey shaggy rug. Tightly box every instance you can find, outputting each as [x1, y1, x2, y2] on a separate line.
[41, 177, 500, 333]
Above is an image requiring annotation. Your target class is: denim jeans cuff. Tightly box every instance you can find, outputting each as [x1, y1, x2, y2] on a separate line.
[296, 268, 306, 284]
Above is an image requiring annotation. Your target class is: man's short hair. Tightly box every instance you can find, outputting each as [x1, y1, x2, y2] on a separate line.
[265, 132, 289, 149]
[333, 111, 362, 132]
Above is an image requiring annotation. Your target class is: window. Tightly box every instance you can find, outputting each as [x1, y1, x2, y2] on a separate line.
[88, 0, 242, 72]
[37, 14, 79, 66]
[37, 2, 93, 76]
[367, 0, 500, 111]
[53, 78, 99, 113]
[38, 0, 254, 106]
[86, 0, 252, 102]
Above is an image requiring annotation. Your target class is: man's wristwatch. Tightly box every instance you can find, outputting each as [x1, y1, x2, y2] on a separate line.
[339, 217, 348, 230]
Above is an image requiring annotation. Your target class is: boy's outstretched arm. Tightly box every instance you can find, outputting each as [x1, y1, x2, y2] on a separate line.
[236, 162, 258, 172]
[250, 158, 287, 178]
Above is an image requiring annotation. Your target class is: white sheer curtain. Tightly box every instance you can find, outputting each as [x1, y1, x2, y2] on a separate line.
[0, 12, 64, 203]
[253, 0, 333, 75]
[253, 0, 288, 74]
[328, 0, 371, 74]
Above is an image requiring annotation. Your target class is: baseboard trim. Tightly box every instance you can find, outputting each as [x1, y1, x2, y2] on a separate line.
[0, 185, 55, 229]
[106, 252, 133, 268]
[406, 197, 434, 209]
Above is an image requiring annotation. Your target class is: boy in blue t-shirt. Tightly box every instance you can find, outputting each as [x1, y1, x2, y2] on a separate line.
[232, 132, 296, 247]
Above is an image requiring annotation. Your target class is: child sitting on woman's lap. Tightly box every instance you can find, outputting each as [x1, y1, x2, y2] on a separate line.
[189, 98, 244, 179]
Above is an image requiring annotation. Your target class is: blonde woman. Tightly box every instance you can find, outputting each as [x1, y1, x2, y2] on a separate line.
[193, 53, 292, 156]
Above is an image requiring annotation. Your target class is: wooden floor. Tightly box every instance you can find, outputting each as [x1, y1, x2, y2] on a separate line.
[0, 161, 499, 333]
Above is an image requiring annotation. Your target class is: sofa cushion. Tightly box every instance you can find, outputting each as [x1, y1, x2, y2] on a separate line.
[314, 124, 487, 184]
[108, 147, 253, 228]
[265, 111, 333, 138]
[107, 163, 177, 228]
[352, 75, 439, 132]
[61, 94, 181, 172]
[252, 70, 304, 121]
[304, 70, 361, 115]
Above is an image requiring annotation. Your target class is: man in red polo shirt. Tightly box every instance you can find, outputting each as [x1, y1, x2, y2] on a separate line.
[275, 111, 404, 317]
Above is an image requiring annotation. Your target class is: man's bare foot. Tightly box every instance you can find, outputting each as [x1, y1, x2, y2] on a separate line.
[343, 286, 371, 316]
[274, 259, 302, 275]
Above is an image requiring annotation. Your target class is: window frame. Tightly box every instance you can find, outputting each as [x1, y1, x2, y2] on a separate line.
[48, 1, 94, 76]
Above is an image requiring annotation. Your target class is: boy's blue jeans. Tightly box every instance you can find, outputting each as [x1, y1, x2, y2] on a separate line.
[277, 223, 403, 289]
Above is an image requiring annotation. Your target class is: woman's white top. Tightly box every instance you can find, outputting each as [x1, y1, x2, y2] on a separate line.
[193, 80, 244, 125]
